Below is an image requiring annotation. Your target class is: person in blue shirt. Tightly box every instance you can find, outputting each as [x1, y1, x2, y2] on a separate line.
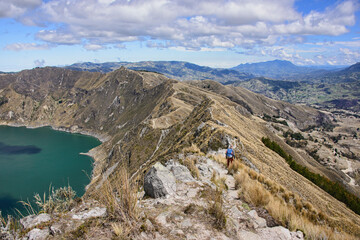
[226, 145, 235, 168]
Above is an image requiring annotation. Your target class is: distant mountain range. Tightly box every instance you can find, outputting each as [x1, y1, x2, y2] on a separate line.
[67, 60, 352, 83]
[231, 60, 347, 80]
[65, 60, 359, 112]
[67, 61, 254, 83]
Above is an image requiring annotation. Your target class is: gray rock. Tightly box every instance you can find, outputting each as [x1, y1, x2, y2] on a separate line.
[229, 206, 244, 219]
[248, 210, 267, 228]
[0, 231, 14, 240]
[180, 219, 193, 228]
[20, 213, 51, 229]
[72, 207, 107, 220]
[291, 231, 304, 239]
[258, 226, 295, 239]
[26, 228, 50, 240]
[197, 163, 213, 178]
[155, 212, 168, 226]
[169, 165, 195, 182]
[186, 188, 199, 198]
[144, 162, 176, 198]
[238, 230, 261, 240]
[50, 223, 62, 235]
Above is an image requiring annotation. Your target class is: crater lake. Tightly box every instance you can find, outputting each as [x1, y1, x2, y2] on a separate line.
[0, 125, 101, 216]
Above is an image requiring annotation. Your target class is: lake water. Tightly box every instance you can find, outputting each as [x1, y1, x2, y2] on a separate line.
[0, 125, 101, 216]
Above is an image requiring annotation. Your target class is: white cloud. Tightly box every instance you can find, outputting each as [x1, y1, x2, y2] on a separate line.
[339, 48, 360, 64]
[83, 44, 107, 51]
[34, 59, 45, 67]
[16, 0, 355, 50]
[4, 43, 51, 51]
[0, 0, 41, 18]
[3, 0, 359, 67]
[36, 30, 81, 45]
[273, 1, 357, 36]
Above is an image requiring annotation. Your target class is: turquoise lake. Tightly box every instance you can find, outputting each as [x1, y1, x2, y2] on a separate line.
[0, 125, 101, 216]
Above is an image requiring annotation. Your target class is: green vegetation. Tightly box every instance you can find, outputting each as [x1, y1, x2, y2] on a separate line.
[261, 137, 360, 215]
[0, 96, 8, 106]
[262, 114, 288, 126]
[283, 131, 304, 140]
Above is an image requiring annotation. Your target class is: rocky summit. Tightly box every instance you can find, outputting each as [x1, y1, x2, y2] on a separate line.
[0, 67, 359, 239]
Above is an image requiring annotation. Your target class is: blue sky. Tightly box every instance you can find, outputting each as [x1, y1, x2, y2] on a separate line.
[0, 0, 359, 72]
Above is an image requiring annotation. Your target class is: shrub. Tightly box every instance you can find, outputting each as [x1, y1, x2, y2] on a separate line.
[207, 189, 226, 230]
[98, 165, 138, 222]
[33, 185, 76, 214]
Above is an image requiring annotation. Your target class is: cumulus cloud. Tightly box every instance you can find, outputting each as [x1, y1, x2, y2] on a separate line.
[4, 43, 51, 51]
[3, 0, 359, 65]
[20, 0, 356, 51]
[0, 0, 42, 18]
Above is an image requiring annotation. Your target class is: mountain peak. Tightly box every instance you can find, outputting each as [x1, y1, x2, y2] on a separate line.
[232, 60, 317, 79]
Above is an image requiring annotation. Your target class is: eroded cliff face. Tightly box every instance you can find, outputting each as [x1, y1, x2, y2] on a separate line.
[0, 67, 359, 237]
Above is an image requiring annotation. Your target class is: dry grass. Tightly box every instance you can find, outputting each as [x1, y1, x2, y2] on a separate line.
[228, 160, 241, 175]
[97, 165, 138, 223]
[184, 156, 200, 179]
[211, 171, 228, 191]
[111, 222, 133, 239]
[207, 189, 226, 230]
[238, 179, 270, 207]
[183, 143, 204, 155]
[211, 153, 227, 167]
[234, 171, 248, 190]
[266, 196, 356, 240]
[208, 152, 358, 239]
[247, 169, 259, 180]
[0, 212, 19, 235]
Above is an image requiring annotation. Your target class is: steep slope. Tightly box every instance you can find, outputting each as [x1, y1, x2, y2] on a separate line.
[0, 67, 359, 238]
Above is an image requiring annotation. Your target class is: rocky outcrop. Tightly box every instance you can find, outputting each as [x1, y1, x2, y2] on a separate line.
[25, 228, 49, 240]
[144, 162, 176, 198]
[20, 214, 51, 230]
[71, 206, 107, 220]
[139, 154, 304, 240]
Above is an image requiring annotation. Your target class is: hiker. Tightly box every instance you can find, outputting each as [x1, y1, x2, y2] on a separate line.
[226, 145, 235, 168]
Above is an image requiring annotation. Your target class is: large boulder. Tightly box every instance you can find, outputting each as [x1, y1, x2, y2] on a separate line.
[144, 162, 176, 198]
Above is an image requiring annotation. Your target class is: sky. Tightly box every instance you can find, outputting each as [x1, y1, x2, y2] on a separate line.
[0, 0, 359, 72]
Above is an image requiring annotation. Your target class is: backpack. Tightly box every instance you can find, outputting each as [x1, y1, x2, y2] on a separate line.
[226, 149, 234, 158]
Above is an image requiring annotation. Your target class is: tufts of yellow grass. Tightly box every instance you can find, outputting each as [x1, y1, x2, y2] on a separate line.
[183, 143, 204, 155]
[97, 165, 138, 222]
[211, 171, 228, 191]
[228, 160, 241, 175]
[184, 156, 200, 179]
[207, 189, 226, 230]
[209, 152, 358, 240]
